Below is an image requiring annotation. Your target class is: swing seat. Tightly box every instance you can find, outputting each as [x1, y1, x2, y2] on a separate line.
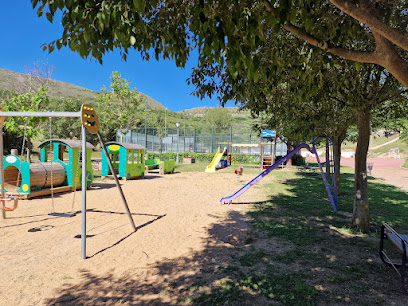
[0, 196, 19, 212]
[48, 212, 76, 218]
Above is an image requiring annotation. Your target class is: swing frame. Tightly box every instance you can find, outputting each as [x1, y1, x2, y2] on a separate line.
[0, 107, 136, 260]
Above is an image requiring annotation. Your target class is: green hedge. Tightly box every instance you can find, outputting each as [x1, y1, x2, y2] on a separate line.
[145, 152, 304, 166]
[146, 152, 260, 164]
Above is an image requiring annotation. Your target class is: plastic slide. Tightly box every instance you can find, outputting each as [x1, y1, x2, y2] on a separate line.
[205, 147, 227, 173]
[220, 138, 338, 212]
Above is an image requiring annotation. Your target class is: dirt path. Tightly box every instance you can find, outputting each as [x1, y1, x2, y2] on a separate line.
[306, 156, 408, 192]
[371, 136, 400, 150]
[0, 170, 271, 305]
[341, 157, 408, 192]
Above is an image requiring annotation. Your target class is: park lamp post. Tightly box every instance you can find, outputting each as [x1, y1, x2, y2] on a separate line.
[176, 121, 180, 163]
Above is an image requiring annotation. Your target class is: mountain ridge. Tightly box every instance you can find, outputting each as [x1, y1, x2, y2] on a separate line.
[0, 68, 166, 111]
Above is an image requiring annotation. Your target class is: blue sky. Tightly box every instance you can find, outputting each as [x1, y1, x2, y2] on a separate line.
[0, 2, 231, 112]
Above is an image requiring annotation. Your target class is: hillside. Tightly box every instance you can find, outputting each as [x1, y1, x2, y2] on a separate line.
[0, 68, 165, 110]
[0, 67, 253, 128]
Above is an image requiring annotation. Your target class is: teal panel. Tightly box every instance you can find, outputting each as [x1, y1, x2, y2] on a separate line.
[2, 155, 30, 194]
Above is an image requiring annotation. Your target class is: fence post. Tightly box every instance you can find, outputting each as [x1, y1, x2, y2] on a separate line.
[230, 126, 233, 144]
[211, 127, 214, 154]
[249, 130, 252, 155]
[193, 127, 196, 153]
[152, 129, 155, 152]
[183, 129, 186, 152]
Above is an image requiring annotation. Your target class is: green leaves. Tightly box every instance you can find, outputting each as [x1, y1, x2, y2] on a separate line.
[96, 71, 145, 136]
[1, 87, 50, 139]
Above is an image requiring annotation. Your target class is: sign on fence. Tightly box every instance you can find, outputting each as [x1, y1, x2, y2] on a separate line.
[261, 130, 276, 138]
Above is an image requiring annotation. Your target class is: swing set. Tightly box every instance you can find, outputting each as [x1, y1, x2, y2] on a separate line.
[0, 104, 137, 259]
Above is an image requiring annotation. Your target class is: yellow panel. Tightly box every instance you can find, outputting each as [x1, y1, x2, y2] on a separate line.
[0, 106, 4, 127]
[81, 104, 100, 134]
[108, 145, 120, 151]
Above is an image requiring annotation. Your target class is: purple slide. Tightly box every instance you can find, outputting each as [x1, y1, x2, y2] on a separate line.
[220, 143, 315, 205]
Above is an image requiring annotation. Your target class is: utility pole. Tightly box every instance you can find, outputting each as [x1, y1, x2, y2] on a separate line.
[184, 113, 186, 152]
[144, 100, 147, 148]
[184, 113, 186, 137]
[189, 113, 192, 136]
[176, 122, 180, 163]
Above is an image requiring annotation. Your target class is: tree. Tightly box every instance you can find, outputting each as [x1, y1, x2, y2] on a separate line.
[0, 87, 50, 154]
[21, 60, 55, 94]
[1, 87, 50, 148]
[205, 108, 233, 127]
[32, 0, 408, 232]
[46, 97, 90, 140]
[97, 71, 145, 140]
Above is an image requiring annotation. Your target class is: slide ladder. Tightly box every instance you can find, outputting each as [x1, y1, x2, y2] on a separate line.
[220, 136, 338, 211]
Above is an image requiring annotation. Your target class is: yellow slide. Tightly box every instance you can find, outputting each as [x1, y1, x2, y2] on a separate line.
[205, 147, 227, 173]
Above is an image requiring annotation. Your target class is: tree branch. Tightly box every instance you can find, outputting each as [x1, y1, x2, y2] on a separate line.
[329, 0, 408, 52]
[283, 24, 378, 63]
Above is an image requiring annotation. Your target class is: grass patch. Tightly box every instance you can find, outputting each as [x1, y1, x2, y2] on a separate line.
[373, 138, 408, 155]
[240, 272, 317, 305]
[402, 159, 408, 169]
[190, 164, 408, 305]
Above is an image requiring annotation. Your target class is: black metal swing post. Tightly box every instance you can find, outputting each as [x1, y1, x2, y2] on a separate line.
[97, 131, 136, 232]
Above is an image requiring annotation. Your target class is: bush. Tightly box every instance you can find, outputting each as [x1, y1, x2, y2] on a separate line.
[291, 154, 305, 166]
[3, 130, 32, 155]
[275, 154, 305, 166]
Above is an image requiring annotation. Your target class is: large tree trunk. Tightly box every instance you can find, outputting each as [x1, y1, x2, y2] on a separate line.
[352, 109, 371, 233]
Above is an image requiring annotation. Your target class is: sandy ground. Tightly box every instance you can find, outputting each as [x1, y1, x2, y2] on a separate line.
[0, 170, 271, 305]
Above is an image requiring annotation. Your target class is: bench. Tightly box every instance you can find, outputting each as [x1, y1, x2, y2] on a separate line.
[380, 223, 408, 290]
[145, 159, 161, 173]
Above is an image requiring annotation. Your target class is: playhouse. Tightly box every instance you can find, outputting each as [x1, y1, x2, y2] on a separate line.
[101, 142, 146, 180]
[1, 139, 95, 198]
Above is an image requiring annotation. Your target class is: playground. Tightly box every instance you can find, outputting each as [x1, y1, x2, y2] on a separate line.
[1, 106, 407, 305]
[1, 161, 408, 305]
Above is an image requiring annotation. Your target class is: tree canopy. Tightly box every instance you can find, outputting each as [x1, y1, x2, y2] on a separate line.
[33, 0, 408, 89]
[96, 71, 145, 139]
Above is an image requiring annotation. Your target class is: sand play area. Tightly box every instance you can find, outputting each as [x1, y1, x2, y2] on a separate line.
[1, 170, 269, 305]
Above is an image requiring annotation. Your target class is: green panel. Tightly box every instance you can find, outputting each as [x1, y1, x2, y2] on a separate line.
[126, 163, 145, 179]
[162, 160, 176, 174]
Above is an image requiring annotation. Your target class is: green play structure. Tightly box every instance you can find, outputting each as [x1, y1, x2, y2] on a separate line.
[145, 158, 161, 170]
[2, 139, 94, 198]
[101, 142, 146, 180]
[145, 159, 176, 175]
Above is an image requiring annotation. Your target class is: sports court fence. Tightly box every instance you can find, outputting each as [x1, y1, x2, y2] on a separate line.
[117, 126, 287, 156]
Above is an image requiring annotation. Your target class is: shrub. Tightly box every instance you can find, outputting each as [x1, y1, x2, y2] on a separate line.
[291, 154, 305, 166]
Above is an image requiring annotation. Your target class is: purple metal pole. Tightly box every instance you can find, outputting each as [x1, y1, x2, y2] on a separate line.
[221, 143, 313, 205]
[220, 137, 338, 211]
